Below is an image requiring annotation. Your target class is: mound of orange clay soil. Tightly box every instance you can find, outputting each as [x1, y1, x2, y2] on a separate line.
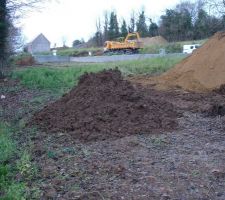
[32, 69, 179, 142]
[141, 36, 168, 46]
[133, 31, 225, 92]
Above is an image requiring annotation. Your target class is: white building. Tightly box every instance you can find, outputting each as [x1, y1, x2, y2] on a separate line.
[26, 33, 51, 54]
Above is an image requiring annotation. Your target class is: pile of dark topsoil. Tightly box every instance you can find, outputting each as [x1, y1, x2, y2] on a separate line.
[32, 69, 179, 142]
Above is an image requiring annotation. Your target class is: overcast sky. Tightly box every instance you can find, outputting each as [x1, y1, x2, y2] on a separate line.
[21, 0, 181, 47]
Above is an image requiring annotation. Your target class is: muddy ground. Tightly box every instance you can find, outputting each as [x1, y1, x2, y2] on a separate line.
[1, 78, 225, 200]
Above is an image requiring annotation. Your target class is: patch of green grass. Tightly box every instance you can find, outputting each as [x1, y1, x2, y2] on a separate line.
[0, 122, 26, 199]
[0, 123, 15, 163]
[12, 65, 105, 92]
[12, 56, 184, 92]
[1, 181, 26, 200]
[17, 151, 37, 181]
[140, 44, 164, 54]
[117, 56, 184, 75]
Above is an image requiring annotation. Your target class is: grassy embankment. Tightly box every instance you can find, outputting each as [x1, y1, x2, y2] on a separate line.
[12, 56, 184, 92]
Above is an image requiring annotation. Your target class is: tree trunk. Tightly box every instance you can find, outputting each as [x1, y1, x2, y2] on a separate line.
[0, 0, 7, 78]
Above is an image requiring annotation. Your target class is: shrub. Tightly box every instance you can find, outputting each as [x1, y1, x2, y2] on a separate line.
[165, 43, 182, 53]
[10, 53, 35, 67]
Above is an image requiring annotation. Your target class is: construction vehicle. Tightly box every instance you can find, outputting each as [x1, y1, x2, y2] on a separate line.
[104, 32, 143, 54]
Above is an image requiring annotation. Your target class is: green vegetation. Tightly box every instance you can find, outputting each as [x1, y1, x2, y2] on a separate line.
[0, 123, 15, 163]
[140, 43, 182, 54]
[0, 122, 39, 199]
[17, 151, 37, 181]
[12, 65, 104, 92]
[9, 53, 35, 67]
[54, 47, 102, 57]
[0, 122, 26, 199]
[28, 47, 102, 57]
[176, 39, 207, 46]
[12, 56, 184, 92]
[140, 39, 207, 54]
[118, 56, 184, 75]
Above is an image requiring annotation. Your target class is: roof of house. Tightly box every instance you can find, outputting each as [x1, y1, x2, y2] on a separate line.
[28, 33, 51, 45]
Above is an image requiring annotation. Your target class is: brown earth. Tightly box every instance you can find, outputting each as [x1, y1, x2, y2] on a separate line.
[141, 36, 168, 46]
[32, 69, 179, 142]
[131, 31, 225, 92]
[15, 55, 35, 66]
[2, 78, 225, 199]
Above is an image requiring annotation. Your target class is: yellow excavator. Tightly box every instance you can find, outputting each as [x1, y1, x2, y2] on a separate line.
[104, 32, 143, 54]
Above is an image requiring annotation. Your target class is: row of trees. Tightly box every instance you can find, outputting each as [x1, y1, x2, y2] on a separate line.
[92, 10, 159, 46]
[160, 1, 225, 41]
[90, 0, 225, 46]
[1, 0, 225, 71]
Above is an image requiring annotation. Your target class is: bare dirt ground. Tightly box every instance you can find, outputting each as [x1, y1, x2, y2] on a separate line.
[1, 78, 225, 200]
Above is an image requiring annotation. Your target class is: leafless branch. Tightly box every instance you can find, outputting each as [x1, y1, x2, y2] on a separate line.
[204, 0, 225, 15]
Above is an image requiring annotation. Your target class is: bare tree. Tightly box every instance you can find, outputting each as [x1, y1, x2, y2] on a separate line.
[103, 11, 109, 41]
[175, 0, 206, 22]
[95, 18, 103, 46]
[0, 0, 52, 77]
[204, 0, 225, 15]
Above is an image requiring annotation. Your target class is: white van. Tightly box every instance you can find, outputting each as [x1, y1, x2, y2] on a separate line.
[183, 44, 200, 54]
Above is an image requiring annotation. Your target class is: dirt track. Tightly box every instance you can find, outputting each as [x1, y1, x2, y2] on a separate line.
[1, 77, 225, 199]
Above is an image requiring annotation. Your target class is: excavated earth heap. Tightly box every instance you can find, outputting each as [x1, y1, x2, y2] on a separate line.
[32, 69, 179, 142]
[141, 36, 168, 46]
[154, 31, 225, 92]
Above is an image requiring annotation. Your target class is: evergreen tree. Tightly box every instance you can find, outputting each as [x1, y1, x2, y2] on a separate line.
[103, 11, 109, 41]
[114, 14, 120, 38]
[136, 10, 148, 37]
[194, 9, 222, 39]
[159, 8, 193, 41]
[120, 19, 128, 37]
[149, 19, 159, 37]
[128, 11, 136, 33]
[193, 9, 210, 39]
[72, 39, 84, 47]
[108, 11, 120, 40]
[160, 9, 178, 41]
[178, 9, 193, 40]
[208, 16, 223, 36]
[94, 18, 103, 46]
[222, 15, 225, 29]
[0, 0, 8, 72]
